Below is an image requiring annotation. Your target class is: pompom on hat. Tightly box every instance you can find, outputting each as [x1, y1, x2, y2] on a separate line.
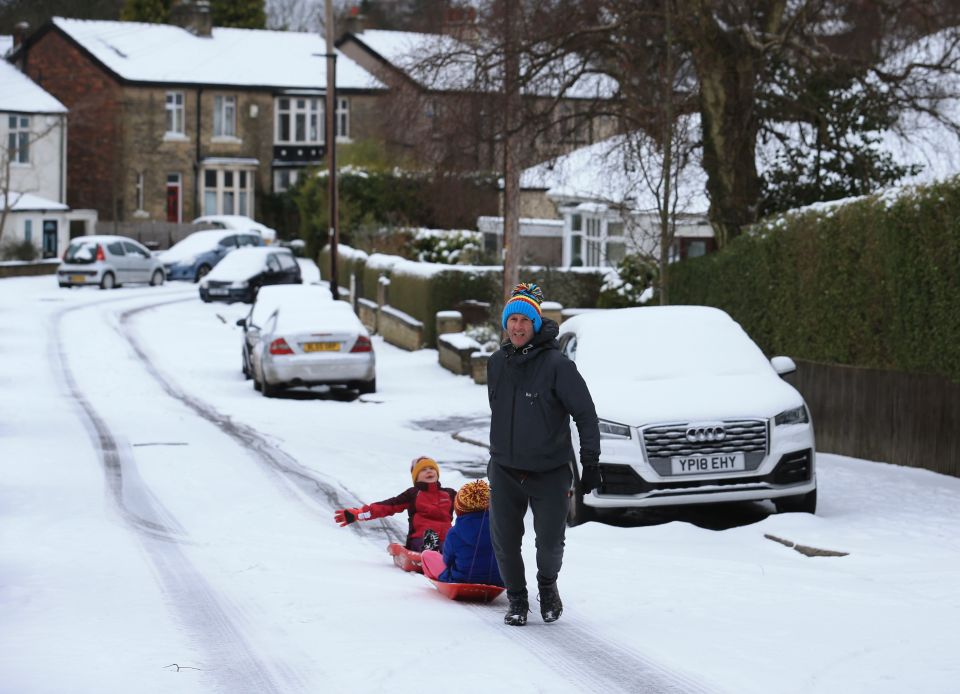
[410, 456, 440, 484]
[454, 479, 491, 514]
[501, 282, 544, 333]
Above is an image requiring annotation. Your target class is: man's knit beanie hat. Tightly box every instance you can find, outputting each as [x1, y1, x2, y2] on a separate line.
[454, 479, 491, 514]
[501, 282, 544, 333]
[410, 456, 440, 484]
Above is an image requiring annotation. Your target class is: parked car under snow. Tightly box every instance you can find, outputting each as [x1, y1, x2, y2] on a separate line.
[58, 235, 165, 289]
[237, 284, 376, 397]
[198, 247, 301, 303]
[559, 306, 816, 524]
[159, 229, 262, 282]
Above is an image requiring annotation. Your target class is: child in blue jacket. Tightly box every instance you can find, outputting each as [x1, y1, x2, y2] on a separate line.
[421, 479, 503, 586]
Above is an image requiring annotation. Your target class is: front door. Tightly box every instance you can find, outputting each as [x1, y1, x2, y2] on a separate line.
[166, 173, 182, 222]
[42, 220, 58, 259]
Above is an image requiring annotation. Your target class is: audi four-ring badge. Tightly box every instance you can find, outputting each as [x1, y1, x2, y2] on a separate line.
[559, 306, 817, 524]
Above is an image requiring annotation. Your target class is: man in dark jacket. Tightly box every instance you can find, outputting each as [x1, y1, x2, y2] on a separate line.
[486, 282, 601, 626]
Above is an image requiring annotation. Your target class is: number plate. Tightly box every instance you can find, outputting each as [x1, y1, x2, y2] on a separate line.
[302, 342, 340, 353]
[670, 452, 745, 475]
[71, 275, 86, 283]
[208, 288, 229, 296]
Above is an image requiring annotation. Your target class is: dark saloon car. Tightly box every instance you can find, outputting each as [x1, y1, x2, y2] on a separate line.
[198, 247, 301, 303]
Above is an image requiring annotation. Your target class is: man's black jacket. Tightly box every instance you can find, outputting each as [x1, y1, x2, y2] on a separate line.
[486, 318, 600, 472]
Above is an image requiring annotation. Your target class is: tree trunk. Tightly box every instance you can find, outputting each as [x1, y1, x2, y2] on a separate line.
[695, 48, 762, 247]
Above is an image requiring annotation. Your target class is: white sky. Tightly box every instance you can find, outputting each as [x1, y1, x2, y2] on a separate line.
[2, 267, 959, 693]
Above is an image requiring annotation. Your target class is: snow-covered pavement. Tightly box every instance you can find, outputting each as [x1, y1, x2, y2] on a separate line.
[1, 273, 959, 694]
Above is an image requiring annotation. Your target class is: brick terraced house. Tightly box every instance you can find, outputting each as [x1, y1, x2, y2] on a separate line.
[11, 9, 385, 227]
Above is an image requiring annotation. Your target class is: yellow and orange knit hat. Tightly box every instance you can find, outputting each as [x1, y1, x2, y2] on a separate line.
[410, 456, 440, 484]
[454, 479, 491, 514]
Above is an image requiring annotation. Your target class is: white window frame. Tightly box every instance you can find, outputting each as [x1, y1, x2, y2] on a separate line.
[165, 91, 185, 135]
[273, 168, 301, 193]
[201, 166, 254, 217]
[275, 97, 321, 145]
[336, 97, 350, 141]
[135, 172, 145, 212]
[564, 208, 627, 268]
[213, 95, 237, 138]
[7, 115, 30, 165]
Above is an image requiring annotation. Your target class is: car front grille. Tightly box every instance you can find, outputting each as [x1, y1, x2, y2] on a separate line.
[643, 419, 768, 457]
[642, 419, 769, 476]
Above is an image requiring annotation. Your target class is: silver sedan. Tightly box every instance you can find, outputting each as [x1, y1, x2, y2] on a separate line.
[238, 284, 376, 397]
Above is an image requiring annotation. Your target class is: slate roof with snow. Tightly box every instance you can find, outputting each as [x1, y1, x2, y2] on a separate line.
[46, 17, 384, 91]
[0, 58, 67, 113]
[521, 122, 710, 216]
[0, 192, 69, 211]
[344, 29, 617, 99]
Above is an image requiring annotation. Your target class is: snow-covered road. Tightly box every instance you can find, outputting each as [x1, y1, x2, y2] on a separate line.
[2, 274, 959, 693]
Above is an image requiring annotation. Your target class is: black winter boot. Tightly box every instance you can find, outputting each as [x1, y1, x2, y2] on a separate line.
[504, 591, 529, 626]
[421, 529, 440, 552]
[538, 581, 563, 623]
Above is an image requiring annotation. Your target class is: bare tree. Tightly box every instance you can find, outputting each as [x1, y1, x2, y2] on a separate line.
[383, 0, 620, 301]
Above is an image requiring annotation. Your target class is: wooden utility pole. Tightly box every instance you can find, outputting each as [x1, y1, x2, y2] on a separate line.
[501, 0, 521, 301]
[324, 0, 339, 300]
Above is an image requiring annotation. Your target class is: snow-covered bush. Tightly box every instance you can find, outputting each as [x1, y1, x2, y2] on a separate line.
[411, 228, 484, 265]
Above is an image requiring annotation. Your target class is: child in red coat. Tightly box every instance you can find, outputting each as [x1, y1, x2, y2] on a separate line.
[334, 456, 456, 551]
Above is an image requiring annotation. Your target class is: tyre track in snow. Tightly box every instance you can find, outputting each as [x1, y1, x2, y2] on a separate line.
[464, 603, 714, 693]
[118, 296, 711, 692]
[117, 301, 406, 547]
[50, 294, 301, 694]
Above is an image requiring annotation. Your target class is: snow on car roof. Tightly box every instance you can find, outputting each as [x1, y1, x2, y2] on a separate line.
[204, 248, 279, 281]
[561, 306, 772, 380]
[251, 284, 335, 325]
[159, 230, 237, 261]
[273, 300, 366, 335]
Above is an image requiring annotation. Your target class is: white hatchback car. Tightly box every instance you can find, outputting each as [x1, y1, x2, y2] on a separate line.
[58, 235, 165, 289]
[559, 306, 816, 524]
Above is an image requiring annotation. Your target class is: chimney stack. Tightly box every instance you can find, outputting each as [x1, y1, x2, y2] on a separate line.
[171, 0, 213, 38]
[13, 21, 30, 49]
[344, 6, 366, 35]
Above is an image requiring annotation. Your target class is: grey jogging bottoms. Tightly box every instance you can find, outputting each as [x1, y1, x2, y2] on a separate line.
[488, 460, 572, 595]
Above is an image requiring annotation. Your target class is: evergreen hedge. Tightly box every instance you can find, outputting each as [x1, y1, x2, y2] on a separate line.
[670, 177, 960, 382]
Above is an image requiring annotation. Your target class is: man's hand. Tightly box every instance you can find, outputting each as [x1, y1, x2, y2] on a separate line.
[580, 464, 602, 495]
[334, 508, 360, 527]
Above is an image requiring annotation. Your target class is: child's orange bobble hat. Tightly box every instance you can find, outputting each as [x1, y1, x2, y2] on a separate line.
[410, 456, 440, 484]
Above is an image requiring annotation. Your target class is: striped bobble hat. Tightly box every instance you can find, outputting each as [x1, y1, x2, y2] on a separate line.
[501, 282, 544, 333]
[454, 479, 491, 514]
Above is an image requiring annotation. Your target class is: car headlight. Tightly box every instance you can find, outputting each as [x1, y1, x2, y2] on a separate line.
[775, 405, 809, 426]
[599, 419, 631, 439]
[230, 281, 249, 289]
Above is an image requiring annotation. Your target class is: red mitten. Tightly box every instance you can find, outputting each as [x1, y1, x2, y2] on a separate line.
[334, 508, 361, 527]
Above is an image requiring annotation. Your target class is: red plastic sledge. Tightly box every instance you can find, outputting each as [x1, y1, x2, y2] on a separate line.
[428, 579, 505, 602]
[387, 543, 423, 573]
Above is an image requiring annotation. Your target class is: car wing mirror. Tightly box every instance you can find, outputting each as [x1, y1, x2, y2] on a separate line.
[770, 356, 796, 376]
[236, 318, 246, 327]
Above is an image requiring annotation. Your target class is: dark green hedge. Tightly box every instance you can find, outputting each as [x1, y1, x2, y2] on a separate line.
[670, 177, 960, 382]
